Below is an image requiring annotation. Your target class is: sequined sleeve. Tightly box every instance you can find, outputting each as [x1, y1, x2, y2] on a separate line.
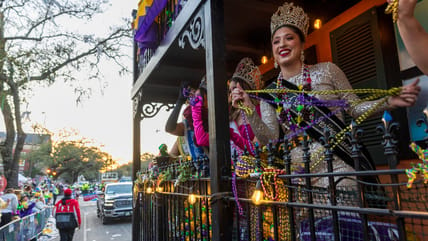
[326, 62, 389, 119]
[246, 101, 279, 146]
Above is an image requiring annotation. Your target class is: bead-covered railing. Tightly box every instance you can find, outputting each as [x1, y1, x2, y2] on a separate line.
[136, 110, 428, 241]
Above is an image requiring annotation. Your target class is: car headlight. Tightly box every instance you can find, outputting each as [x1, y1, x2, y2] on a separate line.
[105, 200, 114, 206]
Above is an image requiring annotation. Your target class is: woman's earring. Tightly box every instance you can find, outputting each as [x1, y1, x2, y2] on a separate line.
[301, 50, 305, 63]
[274, 61, 278, 69]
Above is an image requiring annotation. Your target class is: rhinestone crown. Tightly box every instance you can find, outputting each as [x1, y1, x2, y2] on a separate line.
[232, 57, 262, 90]
[270, 2, 309, 39]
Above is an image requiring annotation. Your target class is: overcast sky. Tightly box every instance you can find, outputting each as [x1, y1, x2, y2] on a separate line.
[1, 0, 177, 164]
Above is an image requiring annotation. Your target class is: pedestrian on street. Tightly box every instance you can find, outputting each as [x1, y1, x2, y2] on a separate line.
[53, 189, 81, 241]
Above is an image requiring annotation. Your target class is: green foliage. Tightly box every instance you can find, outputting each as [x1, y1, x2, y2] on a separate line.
[0, 0, 132, 188]
[141, 152, 155, 170]
[116, 162, 132, 178]
[51, 139, 107, 183]
[23, 141, 53, 178]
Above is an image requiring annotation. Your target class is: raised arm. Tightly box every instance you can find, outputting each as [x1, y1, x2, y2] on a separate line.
[165, 82, 189, 136]
[395, 0, 428, 74]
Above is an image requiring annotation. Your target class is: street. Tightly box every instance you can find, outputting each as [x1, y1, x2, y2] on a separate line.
[52, 198, 131, 241]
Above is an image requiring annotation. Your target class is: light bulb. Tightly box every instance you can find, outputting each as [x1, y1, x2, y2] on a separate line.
[146, 187, 153, 194]
[251, 181, 263, 205]
[261, 56, 268, 65]
[188, 194, 197, 205]
[314, 19, 322, 30]
[156, 186, 163, 192]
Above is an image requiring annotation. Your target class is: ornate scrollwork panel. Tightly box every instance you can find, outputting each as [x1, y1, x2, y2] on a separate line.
[140, 103, 175, 120]
[178, 8, 205, 50]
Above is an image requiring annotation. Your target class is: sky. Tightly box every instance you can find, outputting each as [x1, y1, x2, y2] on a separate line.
[1, 0, 177, 165]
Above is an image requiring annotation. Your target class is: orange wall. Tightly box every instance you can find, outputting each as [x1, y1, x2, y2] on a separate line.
[260, 0, 387, 74]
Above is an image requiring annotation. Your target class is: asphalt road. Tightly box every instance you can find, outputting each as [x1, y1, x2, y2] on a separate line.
[52, 198, 131, 241]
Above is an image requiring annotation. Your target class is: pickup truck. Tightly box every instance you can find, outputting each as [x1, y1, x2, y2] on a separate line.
[96, 182, 133, 224]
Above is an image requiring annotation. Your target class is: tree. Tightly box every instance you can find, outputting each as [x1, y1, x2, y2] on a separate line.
[116, 162, 132, 178]
[140, 152, 155, 170]
[0, 0, 132, 187]
[23, 141, 53, 178]
[51, 139, 106, 184]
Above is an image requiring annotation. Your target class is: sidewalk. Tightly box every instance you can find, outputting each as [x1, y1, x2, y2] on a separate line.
[37, 215, 59, 241]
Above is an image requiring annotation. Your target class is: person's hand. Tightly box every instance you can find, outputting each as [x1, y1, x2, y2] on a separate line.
[387, 0, 418, 20]
[190, 95, 203, 107]
[178, 81, 191, 102]
[230, 82, 254, 109]
[388, 78, 420, 108]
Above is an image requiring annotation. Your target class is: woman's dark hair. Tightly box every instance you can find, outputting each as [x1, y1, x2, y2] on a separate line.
[272, 24, 305, 43]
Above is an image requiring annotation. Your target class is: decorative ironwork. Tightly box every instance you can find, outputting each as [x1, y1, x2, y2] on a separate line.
[133, 91, 143, 120]
[377, 112, 399, 156]
[346, 120, 364, 160]
[178, 9, 205, 50]
[140, 102, 175, 120]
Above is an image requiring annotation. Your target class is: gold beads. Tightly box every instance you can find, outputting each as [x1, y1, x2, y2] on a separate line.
[385, 0, 399, 23]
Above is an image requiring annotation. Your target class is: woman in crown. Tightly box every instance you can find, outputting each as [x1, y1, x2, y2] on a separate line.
[269, 1, 420, 188]
[266, 2, 421, 239]
[229, 57, 279, 156]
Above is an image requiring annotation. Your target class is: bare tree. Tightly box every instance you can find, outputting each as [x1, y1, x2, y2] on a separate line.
[0, 0, 132, 187]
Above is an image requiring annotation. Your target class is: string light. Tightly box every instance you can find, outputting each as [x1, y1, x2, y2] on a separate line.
[146, 187, 153, 194]
[251, 180, 263, 205]
[156, 186, 163, 192]
[188, 193, 197, 205]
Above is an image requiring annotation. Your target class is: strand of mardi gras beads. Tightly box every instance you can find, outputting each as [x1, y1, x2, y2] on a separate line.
[245, 87, 399, 170]
[236, 96, 385, 175]
[237, 101, 253, 115]
[385, 0, 399, 23]
[249, 94, 349, 108]
[246, 87, 402, 97]
[240, 110, 256, 155]
[232, 171, 244, 216]
[309, 97, 389, 169]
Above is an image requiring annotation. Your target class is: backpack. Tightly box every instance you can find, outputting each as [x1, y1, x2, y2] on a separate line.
[55, 201, 78, 229]
[55, 212, 78, 229]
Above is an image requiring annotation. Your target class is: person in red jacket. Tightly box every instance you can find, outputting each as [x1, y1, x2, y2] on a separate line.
[53, 188, 81, 241]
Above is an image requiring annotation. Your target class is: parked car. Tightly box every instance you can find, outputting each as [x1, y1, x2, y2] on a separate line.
[96, 182, 133, 224]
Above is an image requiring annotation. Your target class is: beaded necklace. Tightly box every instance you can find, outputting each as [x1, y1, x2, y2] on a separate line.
[276, 64, 315, 145]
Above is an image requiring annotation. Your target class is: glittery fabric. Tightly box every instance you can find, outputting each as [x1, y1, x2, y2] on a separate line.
[246, 100, 279, 146]
[290, 142, 356, 189]
[285, 62, 388, 122]
[279, 62, 387, 189]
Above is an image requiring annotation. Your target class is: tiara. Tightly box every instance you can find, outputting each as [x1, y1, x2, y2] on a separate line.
[231, 57, 262, 90]
[270, 2, 309, 38]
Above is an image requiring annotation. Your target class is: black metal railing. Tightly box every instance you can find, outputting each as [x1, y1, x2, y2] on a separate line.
[136, 117, 428, 241]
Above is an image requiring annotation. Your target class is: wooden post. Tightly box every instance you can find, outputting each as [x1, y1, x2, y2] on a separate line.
[204, 0, 232, 240]
[132, 100, 142, 241]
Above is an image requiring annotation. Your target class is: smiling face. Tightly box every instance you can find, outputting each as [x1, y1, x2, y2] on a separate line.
[271, 26, 305, 67]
